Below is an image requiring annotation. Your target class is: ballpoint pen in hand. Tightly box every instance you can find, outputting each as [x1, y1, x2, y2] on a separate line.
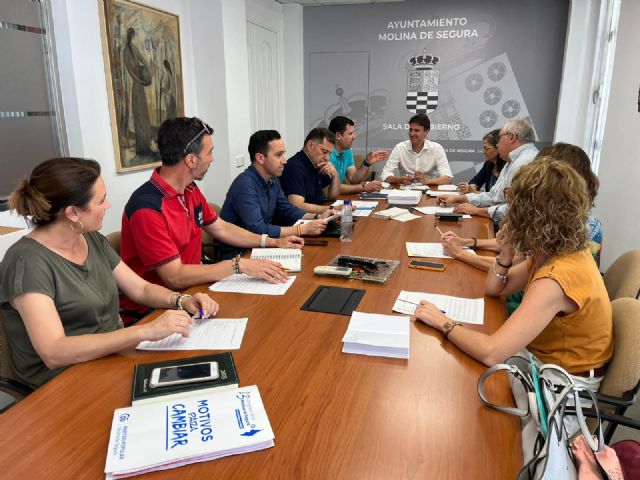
[401, 298, 446, 314]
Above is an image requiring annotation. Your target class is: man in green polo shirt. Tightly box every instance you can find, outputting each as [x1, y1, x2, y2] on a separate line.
[327, 116, 389, 194]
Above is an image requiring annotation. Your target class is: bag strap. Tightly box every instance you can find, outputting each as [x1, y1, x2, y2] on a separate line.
[477, 362, 533, 416]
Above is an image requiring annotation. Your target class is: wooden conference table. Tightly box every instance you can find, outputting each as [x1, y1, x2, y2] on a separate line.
[0, 192, 522, 479]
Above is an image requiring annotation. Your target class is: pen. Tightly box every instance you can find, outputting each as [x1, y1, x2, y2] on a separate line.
[435, 225, 444, 236]
[400, 299, 446, 314]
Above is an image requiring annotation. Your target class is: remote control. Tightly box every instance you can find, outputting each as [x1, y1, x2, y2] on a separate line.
[314, 266, 353, 277]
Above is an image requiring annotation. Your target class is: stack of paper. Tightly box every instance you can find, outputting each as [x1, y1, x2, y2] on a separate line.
[342, 311, 410, 359]
[250, 248, 301, 272]
[374, 207, 420, 222]
[406, 242, 476, 258]
[387, 190, 422, 205]
[209, 274, 296, 295]
[392, 290, 484, 325]
[104, 385, 274, 479]
[436, 184, 458, 191]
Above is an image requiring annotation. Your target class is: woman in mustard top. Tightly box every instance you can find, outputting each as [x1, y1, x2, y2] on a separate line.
[415, 157, 612, 391]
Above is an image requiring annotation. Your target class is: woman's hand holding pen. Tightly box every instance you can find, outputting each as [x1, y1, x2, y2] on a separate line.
[414, 300, 449, 332]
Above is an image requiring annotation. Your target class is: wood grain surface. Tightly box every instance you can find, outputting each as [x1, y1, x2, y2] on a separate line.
[0, 194, 522, 479]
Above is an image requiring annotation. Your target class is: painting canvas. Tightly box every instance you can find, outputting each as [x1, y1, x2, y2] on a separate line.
[100, 0, 184, 172]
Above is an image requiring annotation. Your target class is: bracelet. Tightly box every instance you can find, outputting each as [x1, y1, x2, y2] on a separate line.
[176, 293, 192, 310]
[363, 159, 371, 167]
[296, 224, 302, 237]
[493, 259, 508, 283]
[443, 322, 463, 339]
[232, 255, 241, 275]
[260, 233, 268, 248]
[472, 238, 477, 250]
[496, 257, 512, 269]
[169, 292, 180, 309]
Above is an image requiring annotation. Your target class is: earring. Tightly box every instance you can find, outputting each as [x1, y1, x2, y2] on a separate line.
[69, 221, 84, 233]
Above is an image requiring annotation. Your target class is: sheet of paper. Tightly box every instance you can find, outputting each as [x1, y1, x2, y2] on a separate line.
[137, 318, 248, 350]
[406, 242, 476, 258]
[393, 291, 485, 325]
[400, 183, 430, 191]
[411, 206, 471, 218]
[209, 274, 296, 295]
[331, 200, 379, 209]
[380, 189, 395, 195]
[426, 190, 460, 197]
[436, 184, 458, 191]
[393, 212, 421, 222]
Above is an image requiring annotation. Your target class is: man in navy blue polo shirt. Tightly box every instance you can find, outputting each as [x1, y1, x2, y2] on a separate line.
[120, 117, 303, 319]
[280, 128, 341, 214]
[219, 130, 337, 259]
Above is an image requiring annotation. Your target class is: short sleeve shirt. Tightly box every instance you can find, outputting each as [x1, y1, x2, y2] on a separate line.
[120, 168, 217, 315]
[329, 148, 355, 183]
[280, 150, 332, 205]
[0, 232, 122, 388]
[525, 249, 613, 373]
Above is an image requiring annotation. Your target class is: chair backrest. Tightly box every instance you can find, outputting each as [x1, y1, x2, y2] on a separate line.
[603, 250, 640, 301]
[105, 231, 122, 256]
[202, 203, 221, 263]
[0, 311, 15, 381]
[598, 297, 640, 399]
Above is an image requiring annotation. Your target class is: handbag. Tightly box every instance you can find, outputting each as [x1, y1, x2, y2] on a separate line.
[477, 356, 614, 480]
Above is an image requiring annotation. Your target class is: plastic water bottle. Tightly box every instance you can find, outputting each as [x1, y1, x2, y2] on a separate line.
[340, 200, 353, 243]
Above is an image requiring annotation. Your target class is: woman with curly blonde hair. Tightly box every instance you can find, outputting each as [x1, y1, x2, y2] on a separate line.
[415, 157, 612, 391]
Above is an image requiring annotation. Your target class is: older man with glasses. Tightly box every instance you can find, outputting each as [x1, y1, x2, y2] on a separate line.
[119, 117, 303, 323]
[438, 119, 539, 225]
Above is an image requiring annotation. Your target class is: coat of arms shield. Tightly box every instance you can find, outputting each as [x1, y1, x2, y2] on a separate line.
[406, 53, 439, 114]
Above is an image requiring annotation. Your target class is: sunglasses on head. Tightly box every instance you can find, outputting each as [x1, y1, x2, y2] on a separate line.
[183, 118, 213, 154]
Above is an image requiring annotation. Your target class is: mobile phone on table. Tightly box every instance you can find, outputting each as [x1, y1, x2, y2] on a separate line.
[408, 260, 445, 271]
[304, 239, 329, 246]
[149, 361, 219, 388]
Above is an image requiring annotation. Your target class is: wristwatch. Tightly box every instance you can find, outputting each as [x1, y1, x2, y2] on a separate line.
[441, 321, 463, 339]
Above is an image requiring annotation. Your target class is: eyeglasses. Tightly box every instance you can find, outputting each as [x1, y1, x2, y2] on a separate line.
[183, 119, 213, 154]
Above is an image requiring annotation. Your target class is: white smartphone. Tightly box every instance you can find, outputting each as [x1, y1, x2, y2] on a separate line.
[149, 361, 219, 388]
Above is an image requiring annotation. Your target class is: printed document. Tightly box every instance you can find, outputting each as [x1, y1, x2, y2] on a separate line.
[392, 290, 485, 325]
[209, 274, 296, 295]
[412, 206, 471, 218]
[104, 385, 274, 479]
[137, 318, 248, 351]
[406, 242, 476, 258]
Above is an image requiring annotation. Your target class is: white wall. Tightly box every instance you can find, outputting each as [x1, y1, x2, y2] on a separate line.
[592, 0, 640, 270]
[49, 0, 303, 236]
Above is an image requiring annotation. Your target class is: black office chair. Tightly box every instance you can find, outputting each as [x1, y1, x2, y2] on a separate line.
[0, 312, 33, 413]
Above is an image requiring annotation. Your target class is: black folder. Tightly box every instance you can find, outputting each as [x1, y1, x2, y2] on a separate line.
[301, 286, 366, 316]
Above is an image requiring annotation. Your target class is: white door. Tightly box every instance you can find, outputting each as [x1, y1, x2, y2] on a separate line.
[246, 21, 282, 133]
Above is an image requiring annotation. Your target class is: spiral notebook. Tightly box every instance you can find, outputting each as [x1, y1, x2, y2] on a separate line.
[250, 248, 302, 272]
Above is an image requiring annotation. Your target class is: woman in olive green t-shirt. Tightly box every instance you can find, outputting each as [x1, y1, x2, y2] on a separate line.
[0, 158, 219, 389]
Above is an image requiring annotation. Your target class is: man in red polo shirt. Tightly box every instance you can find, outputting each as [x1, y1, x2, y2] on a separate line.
[120, 117, 303, 322]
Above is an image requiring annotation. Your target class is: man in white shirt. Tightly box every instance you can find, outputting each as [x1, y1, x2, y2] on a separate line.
[380, 113, 453, 186]
[439, 119, 538, 224]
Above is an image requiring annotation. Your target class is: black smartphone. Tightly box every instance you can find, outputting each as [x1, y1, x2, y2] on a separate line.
[408, 260, 445, 271]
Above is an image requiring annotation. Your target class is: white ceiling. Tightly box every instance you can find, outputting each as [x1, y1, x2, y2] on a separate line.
[276, 0, 405, 6]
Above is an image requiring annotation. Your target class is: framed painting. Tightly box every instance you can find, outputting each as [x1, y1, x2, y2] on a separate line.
[99, 0, 184, 172]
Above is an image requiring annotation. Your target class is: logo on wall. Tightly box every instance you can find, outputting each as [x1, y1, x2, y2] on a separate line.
[406, 51, 440, 114]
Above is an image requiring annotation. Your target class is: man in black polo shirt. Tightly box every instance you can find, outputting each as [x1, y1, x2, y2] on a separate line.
[280, 128, 341, 214]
